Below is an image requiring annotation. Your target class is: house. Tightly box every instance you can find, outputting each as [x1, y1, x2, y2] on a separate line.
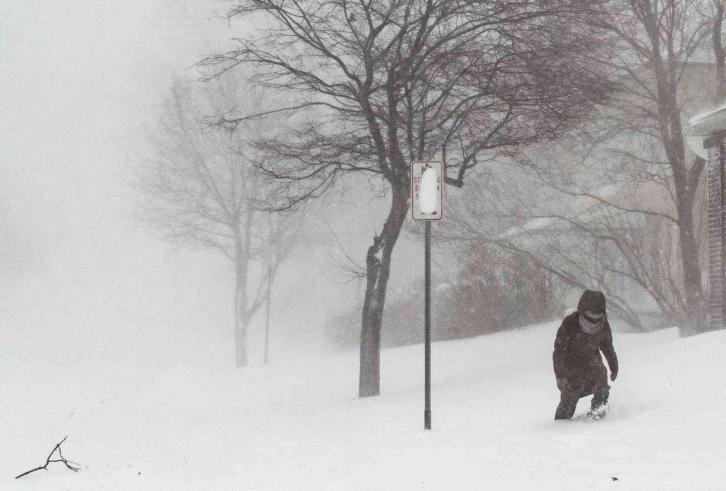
[686, 104, 726, 329]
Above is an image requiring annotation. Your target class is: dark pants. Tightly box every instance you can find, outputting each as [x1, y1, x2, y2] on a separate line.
[554, 361, 610, 420]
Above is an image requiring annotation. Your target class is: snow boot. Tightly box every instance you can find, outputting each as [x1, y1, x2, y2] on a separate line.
[586, 403, 608, 421]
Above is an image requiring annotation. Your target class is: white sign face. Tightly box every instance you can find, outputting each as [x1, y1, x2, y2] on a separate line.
[411, 161, 443, 220]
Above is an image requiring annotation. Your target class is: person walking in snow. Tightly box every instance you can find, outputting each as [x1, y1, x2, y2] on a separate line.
[553, 290, 618, 420]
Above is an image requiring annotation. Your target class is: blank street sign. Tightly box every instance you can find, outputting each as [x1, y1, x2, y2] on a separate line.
[411, 161, 443, 221]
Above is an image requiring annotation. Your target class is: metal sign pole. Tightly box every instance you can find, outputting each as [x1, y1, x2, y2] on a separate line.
[411, 160, 442, 431]
[424, 220, 432, 430]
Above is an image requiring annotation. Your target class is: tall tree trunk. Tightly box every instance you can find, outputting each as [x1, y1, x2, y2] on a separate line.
[653, 61, 706, 335]
[666, 140, 705, 336]
[714, 2, 726, 101]
[359, 186, 409, 397]
[264, 256, 272, 365]
[676, 194, 706, 336]
[234, 212, 254, 368]
[235, 278, 249, 367]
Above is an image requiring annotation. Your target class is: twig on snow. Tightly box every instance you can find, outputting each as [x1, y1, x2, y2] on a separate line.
[15, 437, 81, 479]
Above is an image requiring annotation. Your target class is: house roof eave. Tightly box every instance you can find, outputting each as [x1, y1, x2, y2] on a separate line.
[686, 103, 726, 136]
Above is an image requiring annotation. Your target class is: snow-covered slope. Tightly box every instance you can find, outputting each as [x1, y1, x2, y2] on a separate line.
[1, 322, 723, 490]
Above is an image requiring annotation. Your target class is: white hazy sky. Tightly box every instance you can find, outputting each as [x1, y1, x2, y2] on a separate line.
[0, 1, 429, 370]
[0, 0, 241, 368]
[1, 0, 226, 257]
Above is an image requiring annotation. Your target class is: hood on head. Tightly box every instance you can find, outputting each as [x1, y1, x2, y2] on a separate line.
[577, 290, 606, 317]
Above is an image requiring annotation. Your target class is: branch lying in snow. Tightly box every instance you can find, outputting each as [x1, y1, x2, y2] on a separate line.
[15, 437, 81, 479]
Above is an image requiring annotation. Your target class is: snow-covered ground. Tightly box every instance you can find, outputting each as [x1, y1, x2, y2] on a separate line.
[1, 321, 723, 490]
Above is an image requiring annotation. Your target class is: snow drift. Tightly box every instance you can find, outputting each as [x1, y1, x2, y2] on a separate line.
[0, 321, 723, 490]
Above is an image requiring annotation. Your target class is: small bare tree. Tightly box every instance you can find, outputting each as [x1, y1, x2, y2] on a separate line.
[136, 74, 302, 367]
[444, 161, 698, 331]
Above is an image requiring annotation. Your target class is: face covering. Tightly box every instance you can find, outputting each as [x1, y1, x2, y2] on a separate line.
[579, 310, 605, 334]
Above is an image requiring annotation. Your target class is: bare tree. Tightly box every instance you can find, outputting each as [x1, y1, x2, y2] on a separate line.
[586, 0, 715, 333]
[136, 75, 302, 367]
[444, 154, 700, 332]
[200, 0, 615, 396]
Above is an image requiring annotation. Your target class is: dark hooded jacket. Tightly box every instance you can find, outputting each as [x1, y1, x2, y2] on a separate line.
[552, 290, 618, 379]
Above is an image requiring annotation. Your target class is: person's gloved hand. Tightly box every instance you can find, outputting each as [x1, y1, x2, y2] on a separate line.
[556, 377, 568, 391]
[610, 369, 618, 382]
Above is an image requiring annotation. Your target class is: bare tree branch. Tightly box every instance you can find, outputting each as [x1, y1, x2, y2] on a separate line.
[16, 437, 80, 480]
